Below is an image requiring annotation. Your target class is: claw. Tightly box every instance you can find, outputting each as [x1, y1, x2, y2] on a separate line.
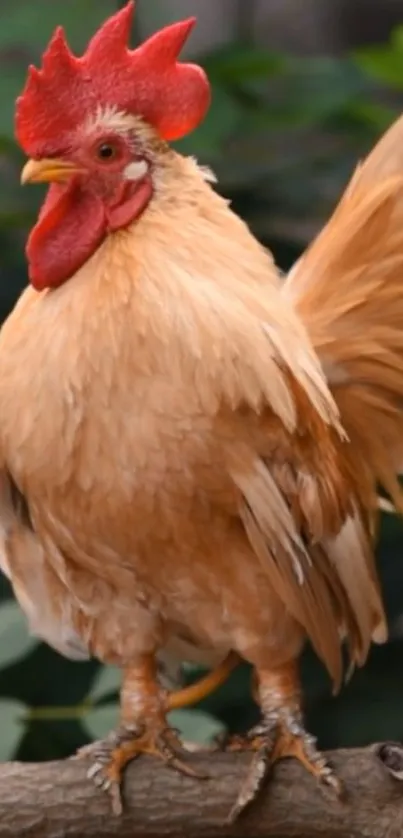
[86, 761, 102, 780]
[101, 778, 112, 792]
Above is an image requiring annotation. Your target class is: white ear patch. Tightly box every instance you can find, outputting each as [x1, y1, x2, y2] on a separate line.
[123, 159, 149, 181]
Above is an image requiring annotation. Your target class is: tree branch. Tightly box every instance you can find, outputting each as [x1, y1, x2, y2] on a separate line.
[1, 744, 403, 837]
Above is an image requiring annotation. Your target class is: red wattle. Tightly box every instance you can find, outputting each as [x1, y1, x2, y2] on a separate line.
[27, 182, 107, 291]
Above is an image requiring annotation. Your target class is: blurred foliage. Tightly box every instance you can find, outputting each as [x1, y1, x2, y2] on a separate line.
[0, 1, 402, 764]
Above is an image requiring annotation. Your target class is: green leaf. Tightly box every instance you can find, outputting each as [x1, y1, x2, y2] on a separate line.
[354, 51, 403, 89]
[168, 708, 226, 745]
[0, 600, 36, 669]
[84, 703, 118, 740]
[203, 44, 285, 84]
[279, 57, 366, 125]
[354, 28, 403, 89]
[391, 25, 403, 52]
[0, 698, 26, 760]
[342, 101, 397, 132]
[88, 665, 120, 703]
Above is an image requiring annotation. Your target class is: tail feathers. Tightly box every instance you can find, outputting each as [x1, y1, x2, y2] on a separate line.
[283, 114, 403, 516]
[337, 112, 403, 208]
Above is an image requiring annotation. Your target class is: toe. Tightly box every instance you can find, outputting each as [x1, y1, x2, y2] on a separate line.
[78, 724, 207, 816]
[110, 783, 124, 817]
[228, 748, 273, 823]
[228, 727, 277, 822]
[275, 724, 344, 799]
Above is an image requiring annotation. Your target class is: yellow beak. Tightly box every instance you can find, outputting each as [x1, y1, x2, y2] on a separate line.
[20, 158, 84, 185]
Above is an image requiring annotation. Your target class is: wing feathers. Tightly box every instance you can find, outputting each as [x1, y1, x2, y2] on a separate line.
[229, 427, 386, 689]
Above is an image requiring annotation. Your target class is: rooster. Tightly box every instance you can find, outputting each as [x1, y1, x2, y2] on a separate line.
[2, 0, 403, 819]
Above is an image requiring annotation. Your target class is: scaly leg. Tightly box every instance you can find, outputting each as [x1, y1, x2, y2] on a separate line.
[77, 654, 202, 814]
[77, 652, 239, 814]
[228, 661, 342, 822]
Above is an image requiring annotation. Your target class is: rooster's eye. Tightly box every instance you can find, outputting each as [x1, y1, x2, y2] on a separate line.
[96, 142, 117, 162]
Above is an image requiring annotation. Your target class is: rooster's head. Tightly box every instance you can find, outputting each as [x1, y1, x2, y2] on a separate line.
[15, 1, 210, 290]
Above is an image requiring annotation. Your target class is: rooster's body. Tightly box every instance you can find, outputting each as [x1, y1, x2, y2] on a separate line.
[2, 1, 403, 819]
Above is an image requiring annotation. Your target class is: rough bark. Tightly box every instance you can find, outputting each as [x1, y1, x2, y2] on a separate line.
[0, 744, 403, 837]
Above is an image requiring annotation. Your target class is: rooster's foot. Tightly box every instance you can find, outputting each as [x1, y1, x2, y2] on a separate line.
[227, 711, 342, 822]
[76, 722, 205, 815]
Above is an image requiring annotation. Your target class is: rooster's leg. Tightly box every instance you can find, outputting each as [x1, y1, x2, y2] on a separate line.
[77, 654, 205, 815]
[228, 661, 342, 822]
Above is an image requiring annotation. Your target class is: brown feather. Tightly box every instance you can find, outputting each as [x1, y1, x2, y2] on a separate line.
[0, 143, 387, 693]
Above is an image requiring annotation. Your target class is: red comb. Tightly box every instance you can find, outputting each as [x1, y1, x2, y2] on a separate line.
[15, 1, 210, 156]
